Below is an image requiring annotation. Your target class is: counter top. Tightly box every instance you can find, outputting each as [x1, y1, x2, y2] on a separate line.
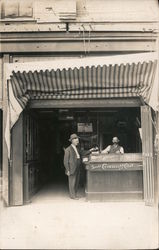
[84, 153, 143, 171]
[88, 153, 142, 162]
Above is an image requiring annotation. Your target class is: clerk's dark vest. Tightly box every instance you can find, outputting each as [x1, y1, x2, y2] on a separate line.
[109, 145, 122, 154]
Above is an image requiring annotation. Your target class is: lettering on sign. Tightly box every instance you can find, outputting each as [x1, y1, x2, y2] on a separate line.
[88, 162, 142, 171]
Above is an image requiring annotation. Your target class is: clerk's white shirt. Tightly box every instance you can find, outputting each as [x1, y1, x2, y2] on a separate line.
[102, 145, 124, 154]
[71, 144, 80, 159]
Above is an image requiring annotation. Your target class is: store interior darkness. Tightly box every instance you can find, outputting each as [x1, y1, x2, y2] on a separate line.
[26, 107, 142, 189]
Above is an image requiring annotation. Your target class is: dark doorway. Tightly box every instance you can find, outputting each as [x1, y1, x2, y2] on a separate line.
[37, 110, 70, 186]
[24, 107, 142, 201]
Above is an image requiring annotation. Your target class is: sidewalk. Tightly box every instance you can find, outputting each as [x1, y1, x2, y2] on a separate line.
[0, 183, 158, 249]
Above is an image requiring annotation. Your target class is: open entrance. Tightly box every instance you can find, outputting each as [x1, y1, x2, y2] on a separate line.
[23, 106, 142, 203]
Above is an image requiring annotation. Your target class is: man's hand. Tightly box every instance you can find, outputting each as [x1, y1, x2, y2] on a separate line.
[90, 147, 99, 152]
[66, 171, 70, 176]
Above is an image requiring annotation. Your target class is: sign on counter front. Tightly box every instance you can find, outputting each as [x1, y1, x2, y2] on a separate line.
[85, 162, 143, 171]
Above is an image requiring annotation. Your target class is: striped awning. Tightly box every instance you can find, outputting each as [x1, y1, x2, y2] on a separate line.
[5, 53, 158, 158]
[8, 53, 157, 110]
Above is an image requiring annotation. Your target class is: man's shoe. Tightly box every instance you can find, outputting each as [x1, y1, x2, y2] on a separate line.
[76, 195, 82, 198]
[70, 197, 79, 200]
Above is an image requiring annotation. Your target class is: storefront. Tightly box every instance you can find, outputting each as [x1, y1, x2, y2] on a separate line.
[0, 0, 159, 207]
[1, 52, 157, 206]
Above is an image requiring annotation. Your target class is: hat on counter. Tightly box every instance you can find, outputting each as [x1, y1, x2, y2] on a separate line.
[112, 137, 120, 143]
[69, 133, 80, 142]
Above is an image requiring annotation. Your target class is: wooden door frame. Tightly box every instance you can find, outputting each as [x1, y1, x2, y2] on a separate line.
[10, 114, 24, 206]
[3, 92, 156, 206]
[29, 98, 142, 109]
[2, 54, 10, 206]
[141, 105, 156, 205]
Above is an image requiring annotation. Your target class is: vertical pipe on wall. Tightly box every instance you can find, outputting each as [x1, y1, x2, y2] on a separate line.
[141, 107, 147, 202]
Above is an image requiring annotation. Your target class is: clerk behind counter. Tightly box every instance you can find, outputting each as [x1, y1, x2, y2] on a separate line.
[101, 136, 124, 154]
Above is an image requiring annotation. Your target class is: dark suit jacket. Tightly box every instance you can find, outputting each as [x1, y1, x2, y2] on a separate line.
[64, 145, 81, 175]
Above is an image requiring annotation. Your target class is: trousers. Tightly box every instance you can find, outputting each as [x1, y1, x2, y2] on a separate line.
[68, 161, 80, 198]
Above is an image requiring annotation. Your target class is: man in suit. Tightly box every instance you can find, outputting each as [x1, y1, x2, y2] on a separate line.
[64, 133, 81, 200]
[64, 133, 97, 200]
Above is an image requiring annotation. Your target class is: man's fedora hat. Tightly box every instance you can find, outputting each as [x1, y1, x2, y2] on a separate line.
[69, 133, 80, 142]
